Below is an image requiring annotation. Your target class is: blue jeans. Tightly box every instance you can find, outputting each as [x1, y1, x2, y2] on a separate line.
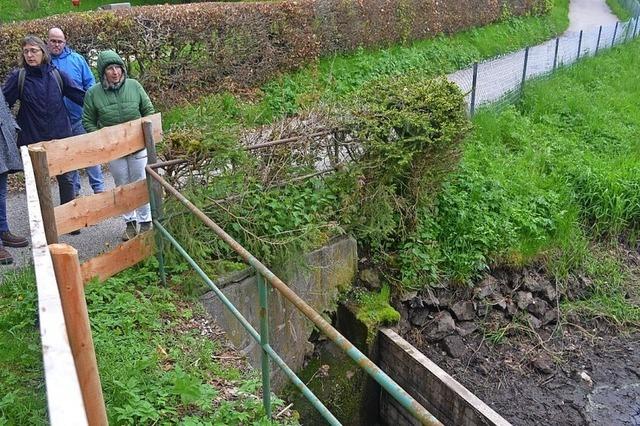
[0, 173, 7, 233]
[70, 121, 105, 195]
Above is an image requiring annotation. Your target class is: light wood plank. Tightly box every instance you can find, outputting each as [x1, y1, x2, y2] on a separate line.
[54, 180, 149, 235]
[31, 113, 162, 176]
[50, 244, 108, 426]
[20, 146, 88, 426]
[81, 231, 154, 284]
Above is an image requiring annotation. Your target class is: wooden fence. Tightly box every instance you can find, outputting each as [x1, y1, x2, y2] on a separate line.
[21, 114, 163, 425]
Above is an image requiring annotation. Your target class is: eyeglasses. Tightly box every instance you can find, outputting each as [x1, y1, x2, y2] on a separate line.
[48, 39, 65, 45]
[23, 48, 42, 55]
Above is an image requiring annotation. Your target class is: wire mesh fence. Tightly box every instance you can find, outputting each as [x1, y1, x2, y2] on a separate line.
[449, 12, 640, 115]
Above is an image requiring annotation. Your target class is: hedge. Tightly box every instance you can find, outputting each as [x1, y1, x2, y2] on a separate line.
[0, 0, 549, 105]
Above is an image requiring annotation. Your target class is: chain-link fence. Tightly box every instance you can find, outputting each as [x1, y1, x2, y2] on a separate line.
[449, 11, 640, 115]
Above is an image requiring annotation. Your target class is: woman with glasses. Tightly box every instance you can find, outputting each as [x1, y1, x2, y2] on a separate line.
[2, 35, 85, 214]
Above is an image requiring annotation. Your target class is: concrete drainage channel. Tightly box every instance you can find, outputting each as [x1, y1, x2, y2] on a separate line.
[201, 235, 512, 425]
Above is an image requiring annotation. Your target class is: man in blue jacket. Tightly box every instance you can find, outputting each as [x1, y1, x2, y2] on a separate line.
[48, 27, 105, 196]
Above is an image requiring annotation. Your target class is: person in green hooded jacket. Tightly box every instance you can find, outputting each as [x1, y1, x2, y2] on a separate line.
[82, 50, 154, 241]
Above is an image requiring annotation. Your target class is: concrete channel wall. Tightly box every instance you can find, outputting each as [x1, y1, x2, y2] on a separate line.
[201, 235, 358, 391]
[378, 328, 511, 426]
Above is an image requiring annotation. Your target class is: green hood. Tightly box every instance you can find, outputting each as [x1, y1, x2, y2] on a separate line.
[96, 50, 126, 80]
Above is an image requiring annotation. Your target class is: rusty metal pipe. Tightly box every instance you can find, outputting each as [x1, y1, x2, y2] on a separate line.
[146, 165, 443, 425]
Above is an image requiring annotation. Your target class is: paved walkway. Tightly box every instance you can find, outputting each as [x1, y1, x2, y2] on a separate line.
[0, 0, 623, 277]
[1, 171, 122, 276]
[447, 0, 619, 109]
[569, 0, 619, 32]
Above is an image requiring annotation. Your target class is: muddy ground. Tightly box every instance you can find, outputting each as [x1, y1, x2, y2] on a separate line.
[391, 263, 640, 426]
[404, 324, 639, 425]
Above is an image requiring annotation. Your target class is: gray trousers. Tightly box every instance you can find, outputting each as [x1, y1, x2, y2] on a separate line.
[109, 149, 151, 223]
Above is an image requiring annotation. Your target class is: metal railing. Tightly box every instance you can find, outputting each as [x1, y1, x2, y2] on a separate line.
[145, 160, 442, 425]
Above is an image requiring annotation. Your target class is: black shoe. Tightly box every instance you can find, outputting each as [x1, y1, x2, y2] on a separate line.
[69, 229, 81, 235]
[1, 231, 28, 248]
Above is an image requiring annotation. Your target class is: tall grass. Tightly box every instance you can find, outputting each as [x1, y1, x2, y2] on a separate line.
[606, 0, 633, 20]
[412, 40, 640, 323]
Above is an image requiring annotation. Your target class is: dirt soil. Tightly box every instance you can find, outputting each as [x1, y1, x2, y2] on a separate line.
[390, 256, 640, 426]
[404, 323, 640, 425]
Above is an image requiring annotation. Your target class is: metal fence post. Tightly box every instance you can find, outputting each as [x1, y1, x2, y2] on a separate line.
[613, 21, 619, 46]
[634, 16, 639, 38]
[470, 62, 478, 117]
[142, 120, 166, 286]
[624, 21, 631, 43]
[521, 46, 529, 95]
[577, 30, 583, 60]
[596, 25, 602, 54]
[553, 37, 560, 70]
[257, 272, 272, 418]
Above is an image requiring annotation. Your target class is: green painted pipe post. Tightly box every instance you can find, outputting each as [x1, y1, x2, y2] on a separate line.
[142, 120, 166, 286]
[257, 272, 272, 418]
[147, 180, 166, 286]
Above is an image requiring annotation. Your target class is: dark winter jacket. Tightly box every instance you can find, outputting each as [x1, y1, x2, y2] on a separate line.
[2, 62, 85, 147]
[82, 50, 154, 133]
[0, 90, 22, 175]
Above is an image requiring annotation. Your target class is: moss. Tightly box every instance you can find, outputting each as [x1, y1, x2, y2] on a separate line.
[287, 304, 380, 424]
[353, 284, 401, 330]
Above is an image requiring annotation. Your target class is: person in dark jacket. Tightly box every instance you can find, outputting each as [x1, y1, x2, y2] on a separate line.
[2, 35, 85, 215]
[0, 89, 28, 265]
[83, 49, 154, 241]
[48, 27, 105, 196]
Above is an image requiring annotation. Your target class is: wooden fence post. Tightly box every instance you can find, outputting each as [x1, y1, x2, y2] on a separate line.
[29, 146, 58, 244]
[50, 244, 108, 426]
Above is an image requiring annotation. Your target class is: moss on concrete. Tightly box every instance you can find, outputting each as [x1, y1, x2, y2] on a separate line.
[287, 302, 381, 425]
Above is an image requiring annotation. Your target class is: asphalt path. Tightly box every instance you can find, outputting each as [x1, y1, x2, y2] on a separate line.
[1, 170, 122, 277]
[0, 0, 623, 278]
[447, 0, 619, 109]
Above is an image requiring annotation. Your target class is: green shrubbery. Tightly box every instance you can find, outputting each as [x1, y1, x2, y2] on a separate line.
[335, 74, 469, 256]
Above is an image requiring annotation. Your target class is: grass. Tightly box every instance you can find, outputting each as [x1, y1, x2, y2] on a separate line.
[164, 0, 570, 131]
[0, 263, 296, 425]
[606, 0, 633, 21]
[410, 38, 640, 323]
[0, 0, 226, 23]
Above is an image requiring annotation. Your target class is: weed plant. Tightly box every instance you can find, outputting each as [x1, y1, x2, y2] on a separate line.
[0, 263, 295, 424]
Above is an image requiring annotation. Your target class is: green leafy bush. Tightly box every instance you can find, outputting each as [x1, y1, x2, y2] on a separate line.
[337, 74, 470, 254]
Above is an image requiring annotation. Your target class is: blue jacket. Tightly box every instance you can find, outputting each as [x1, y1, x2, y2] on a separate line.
[2, 63, 85, 147]
[51, 47, 95, 124]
